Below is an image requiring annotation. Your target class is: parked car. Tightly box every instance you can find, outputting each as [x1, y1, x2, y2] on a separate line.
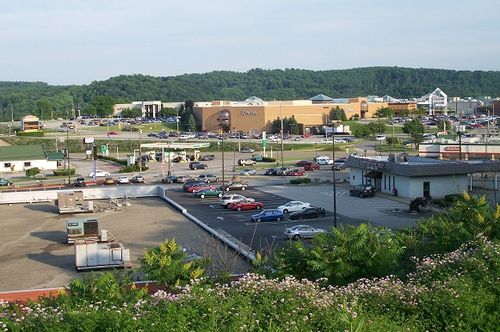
[221, 182, 248, 191]
[186, 183, 215, 193]
[250, 209, 285, 222]
[333, 158, 347, 171]
[107, 131, 118, 136]
[0, 177, 13, 187]
[284, 224, 327, 240]
[240, 169, 257, 176]
[182, 181, 205, 191]
[189, 162, 208, 170]
[228, 199, 264, 211]
[116, 176, 130, 184]
[277, 201, 311, 214]
[131, 175, 145, 183]
[286, 169, 305, 176]
[240, 147, 255, 153]
[349, 184, 376, 198]
[264, 168, 278, 176]
[375, 135, 387, 141]
[220, 194, 254, 207]
[88, 170, 110, 178]
[74, 177, 86, 187]
[314, 155, 333, 165]
[194, 189, 223, 199]
[296, 161, 320, 171]
[199, 155, 215, 161]
[198, 174, 219, 183]
[288, 207, 326, 220]
[162, 175, 178, 184]
[238, 159, 256, 166]
[164, 175, 191, 183]
[103, 176, 115, 185]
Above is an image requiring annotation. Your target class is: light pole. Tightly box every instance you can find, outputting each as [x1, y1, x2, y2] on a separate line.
[280, 117, 284, 170]
[66, 125, 71, 184]
[331, 123, 337, 228]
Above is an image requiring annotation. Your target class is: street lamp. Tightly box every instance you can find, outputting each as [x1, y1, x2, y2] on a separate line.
[331, 122, 337, 228]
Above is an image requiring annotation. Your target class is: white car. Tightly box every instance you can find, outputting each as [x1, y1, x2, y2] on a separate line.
[240, 169, 257, 176]
[277, 201, 311, 214]
[284, 225, 326, 240]
[375, 135, 387, 141]
[220, 194, 255, 207]
[88, 170, 110, 177]
[316, 157, 333, 165]
[116, 176, 130, 184]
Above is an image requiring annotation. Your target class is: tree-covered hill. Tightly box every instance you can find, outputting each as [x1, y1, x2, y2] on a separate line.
[1, 67, 500, 120]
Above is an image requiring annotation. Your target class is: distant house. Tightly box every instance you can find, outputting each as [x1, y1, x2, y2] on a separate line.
[0, 145, 64, 173]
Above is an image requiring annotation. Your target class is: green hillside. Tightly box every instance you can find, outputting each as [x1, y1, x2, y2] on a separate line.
[1, 67, 500, 120]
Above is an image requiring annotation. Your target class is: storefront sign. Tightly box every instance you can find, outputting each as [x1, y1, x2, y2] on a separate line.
[443, 146, 460, 151]
[240, 110, 257, 116]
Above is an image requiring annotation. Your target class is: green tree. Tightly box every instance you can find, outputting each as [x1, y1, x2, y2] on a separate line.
[288, 116, 299, 134]
[269, 224, 405, 285]
[139, 238, 207, 287]
[330, 106, 347, 121]
[91, 96, 116, 117]
[367, 121, 386, 134]
[403, 118, 425, 143]
[351, 123, 372, 138]
[36, 98, 52, 120]
[374, 107, 395, 119]
[159, 107, 177, 117]
[121, 108, 142, 118]
[186, 113, 197, 132]
[438, 119, 452, 132]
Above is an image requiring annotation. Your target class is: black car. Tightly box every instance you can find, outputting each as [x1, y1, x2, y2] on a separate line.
[288, 207, 326, 220]
[264, 168, 278, 176]
[220, 182, 248, 191]
[189, 162, 208, 170]
[349, 184, 376, 198]
[162, 175, 179, 184]
[200, 155, 215, 161]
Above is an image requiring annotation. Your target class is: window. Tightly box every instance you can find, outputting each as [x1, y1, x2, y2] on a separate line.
[388, 176, 391, 189]
[393, 176, 396, 189]
[4, 163, 11, 168]
[24, 162, 31, 167]
[384, 175, 387, 190]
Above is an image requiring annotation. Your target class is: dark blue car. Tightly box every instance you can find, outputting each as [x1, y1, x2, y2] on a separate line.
[250, 209, 285, 222]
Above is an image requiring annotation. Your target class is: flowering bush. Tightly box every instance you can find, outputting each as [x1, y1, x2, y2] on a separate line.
[1, 238, 497, 331]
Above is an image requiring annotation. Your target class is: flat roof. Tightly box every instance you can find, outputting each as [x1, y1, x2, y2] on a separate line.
[346, 155, 500, 177]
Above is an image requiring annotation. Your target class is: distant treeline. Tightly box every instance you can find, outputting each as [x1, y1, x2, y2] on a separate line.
[1, 67, 500, 121]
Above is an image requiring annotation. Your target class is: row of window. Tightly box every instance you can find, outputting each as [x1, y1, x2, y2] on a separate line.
[384, 174, 396, 191]
[3, 162, 31, 168]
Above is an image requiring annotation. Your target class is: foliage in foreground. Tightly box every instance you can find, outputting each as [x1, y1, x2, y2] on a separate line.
[0, 237, 497, 331]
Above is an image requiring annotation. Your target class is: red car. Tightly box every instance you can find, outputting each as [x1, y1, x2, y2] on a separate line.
[186, 183, 215, 193]
[107, 131, 118, 136]
[296, 161, 320, 171]
[228, 200, 264, 211]
[286, 169, 305, 176]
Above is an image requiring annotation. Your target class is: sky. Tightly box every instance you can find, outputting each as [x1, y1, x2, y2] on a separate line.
[1, 0, 499, 85]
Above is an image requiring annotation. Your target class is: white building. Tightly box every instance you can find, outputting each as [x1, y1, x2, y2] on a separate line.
[417, 88, 448, 115]
[113, 101, 163, 118]
[0, 145, 63, 173]
[345, 154, 499, 199]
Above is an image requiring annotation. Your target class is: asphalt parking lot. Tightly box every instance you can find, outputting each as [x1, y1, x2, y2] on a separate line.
[165, 186, 344, 252]
[0, 197, 249, 291]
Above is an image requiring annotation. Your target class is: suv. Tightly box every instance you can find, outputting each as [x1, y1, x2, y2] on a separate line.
[349, 184, 376, 198]
[189, 161, 208, 170]
[333, 158, 347, 171]
[198, 174, 219, 183]
[238, 159, 256, 166]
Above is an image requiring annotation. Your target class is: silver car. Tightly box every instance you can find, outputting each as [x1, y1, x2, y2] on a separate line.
[219, 194, 255, 207]
[240, 169, 257, 176]
[284, 225, 326, 240]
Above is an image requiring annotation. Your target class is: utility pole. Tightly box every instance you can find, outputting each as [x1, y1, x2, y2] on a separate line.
[139, 130, 143, 172]
[331, 122, 337, 228]
[280, 117, 284, 170]
[66, 126, 71, 184]
[176, 107, 180, 138]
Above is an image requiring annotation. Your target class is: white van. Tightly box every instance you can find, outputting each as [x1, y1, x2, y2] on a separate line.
[315, 157, 333, 165]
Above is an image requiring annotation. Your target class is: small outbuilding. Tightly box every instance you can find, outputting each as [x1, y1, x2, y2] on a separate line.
[345, 154, 500, 200]
[0, 145, 64, 173]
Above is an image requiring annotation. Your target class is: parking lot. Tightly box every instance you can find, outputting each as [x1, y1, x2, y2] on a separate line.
[0, 197, 249, 291]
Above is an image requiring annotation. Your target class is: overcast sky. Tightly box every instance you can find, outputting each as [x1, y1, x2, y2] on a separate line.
[1, 0, 499, 85]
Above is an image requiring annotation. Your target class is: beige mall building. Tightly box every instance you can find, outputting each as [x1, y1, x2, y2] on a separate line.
[193, 95, 392, 134]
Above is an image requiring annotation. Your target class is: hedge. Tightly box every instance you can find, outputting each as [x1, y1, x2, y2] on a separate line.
[25, 167, 40, 177]
[119, 165, 149, 173]
[98, 155, 127, 166]
[53, 168, 76, 176]
[260, 157, 276, 162]
[16, 130, 44, 137]
[289, 177, 311, 184]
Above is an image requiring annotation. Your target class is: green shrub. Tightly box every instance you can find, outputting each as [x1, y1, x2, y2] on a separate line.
[119, 165, 148, 173]
[444, 193, 463, 204]
[16, 130, 44, 137]
[98, 155, 127, 165]
[53, 168, 76, 176]
[289, 177, 311, 184]
[25, 167, 40, 177]
[260, 157, 276, 162]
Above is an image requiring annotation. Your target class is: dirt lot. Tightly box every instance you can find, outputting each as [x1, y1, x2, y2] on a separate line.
[0, 197, 249, 292]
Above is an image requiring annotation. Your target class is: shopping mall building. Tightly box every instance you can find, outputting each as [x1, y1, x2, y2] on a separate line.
[193, 95, 413, 134]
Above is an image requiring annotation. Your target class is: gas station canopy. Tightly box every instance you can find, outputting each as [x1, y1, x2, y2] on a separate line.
[140, 142, 210, 150]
